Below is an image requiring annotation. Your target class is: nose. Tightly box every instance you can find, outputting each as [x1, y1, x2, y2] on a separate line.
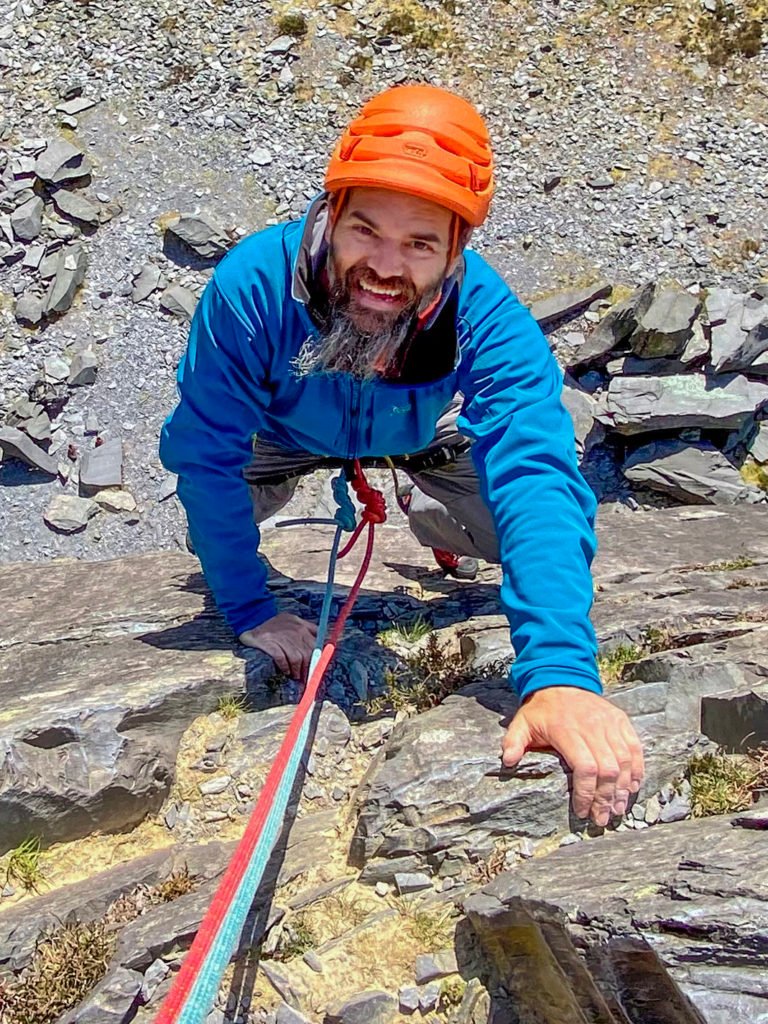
[365, 238, 405, 280]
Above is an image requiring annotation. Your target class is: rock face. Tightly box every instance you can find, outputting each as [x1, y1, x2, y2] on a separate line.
[0, 553, 277, 853]
[623, 440, 763, 504]
[464, 813, 768, 1024]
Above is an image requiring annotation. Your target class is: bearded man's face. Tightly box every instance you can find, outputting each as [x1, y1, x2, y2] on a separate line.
[300, 187, 457, 379]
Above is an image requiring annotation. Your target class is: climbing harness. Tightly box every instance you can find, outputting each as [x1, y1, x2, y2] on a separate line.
[153, 462, 386, 1024]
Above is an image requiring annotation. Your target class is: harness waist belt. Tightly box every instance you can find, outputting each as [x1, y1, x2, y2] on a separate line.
[245, 438, 472, 487]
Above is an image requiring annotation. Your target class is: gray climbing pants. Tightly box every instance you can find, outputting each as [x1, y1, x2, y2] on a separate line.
[244, 396, 500, 562]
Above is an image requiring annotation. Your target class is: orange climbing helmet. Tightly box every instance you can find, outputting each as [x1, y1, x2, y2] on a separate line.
[325, 84, 494, 228]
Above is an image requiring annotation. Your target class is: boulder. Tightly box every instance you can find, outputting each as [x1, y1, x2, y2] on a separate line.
[43, 493, 99, 532]
[630, 286, 701, 359]
[601, 373, 768, 434]
[569, 283, 654, 368]
[35, 138, 91, 183]
[623, 439, 764, 505]
[0, 426, 58, 475]
[51, 187, 101, 226]
[10, 194, 44, 241]
[710, 292, 768, 373]
[464, 814, 768, 1024]
[529, 281, 612, 331]
[42, 241, 88, 315]
[165, 212, 230, 260]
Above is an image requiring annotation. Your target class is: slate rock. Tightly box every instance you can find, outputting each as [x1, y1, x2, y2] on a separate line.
[414, 949, 459, 983]
[166, 212, 230, 259]
[6, 398, 51, 442]
[160, 283, 197, 320]
[14, 289, 44, 324]
[80, 437, 123, 489]
[132, 264, 166, 302]
[0, 426, 58, 475]
[275, 1004, 312, 1024]
[10, 194, 44, 240]
[659, 791, 692, 823]
[140, 958, 170, 1003]
[51, 187, 100, 226]
[419, 981, 442, 1013]
[465, 815, 766, 1024]
[93, 489, 137, 513]
[623, 440, 764, 505]
[35, 137, 91, 184]
[68, 347, 98, 385]
[325, 990, 398, 1024]
[529, 282, 612, 331]
[42, 241, 88, 315]
[710, 293, 768, 374]
[630, 287, 701, 359]
[601, 374, 768, 434]
[59, 967, 143, 1023]
[569, 283, 654, 368]
[43, 494, 99, 532]
[399, 986, 420, 1013]
[44, 353, 70, 382]
[561, 376, 605, 457]
[395, 872, 432, 894]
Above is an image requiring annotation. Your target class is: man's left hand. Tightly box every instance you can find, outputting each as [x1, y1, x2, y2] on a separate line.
[501, 686, 645, 827]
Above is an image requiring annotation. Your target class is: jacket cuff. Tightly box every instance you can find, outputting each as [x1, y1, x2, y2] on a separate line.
[229, 595, 279, 638]
[512, 667, 603, 701]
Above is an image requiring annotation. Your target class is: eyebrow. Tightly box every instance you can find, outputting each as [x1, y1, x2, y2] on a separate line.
[347, 208, 444, 246]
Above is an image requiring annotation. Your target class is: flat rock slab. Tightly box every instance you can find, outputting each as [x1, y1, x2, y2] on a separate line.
[465, 814, 768, 1024]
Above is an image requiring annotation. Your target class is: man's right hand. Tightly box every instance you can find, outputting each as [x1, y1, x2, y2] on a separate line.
[239, 612, 318, 681]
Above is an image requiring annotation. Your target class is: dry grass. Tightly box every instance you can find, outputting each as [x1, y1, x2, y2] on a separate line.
[367, 633, 505, 715]
[0, 922, 115, 1024]
[686, 747, 768, 816]
[390, 896, 456, 952]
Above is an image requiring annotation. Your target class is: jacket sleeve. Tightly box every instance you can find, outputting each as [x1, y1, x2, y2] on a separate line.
[159, 276, 278, 635]
[456, 254, 602, 699]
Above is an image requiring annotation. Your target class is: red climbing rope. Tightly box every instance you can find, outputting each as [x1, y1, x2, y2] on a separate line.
[153, 464, 384, 1024]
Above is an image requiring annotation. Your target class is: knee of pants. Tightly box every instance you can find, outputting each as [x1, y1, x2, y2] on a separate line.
[408, 489, 500, 562]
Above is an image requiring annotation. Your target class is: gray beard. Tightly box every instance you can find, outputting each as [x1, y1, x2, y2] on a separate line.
[291, 308, 415, 381]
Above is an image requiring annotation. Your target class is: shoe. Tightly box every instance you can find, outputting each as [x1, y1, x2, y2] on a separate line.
[432, 547, 479, 580]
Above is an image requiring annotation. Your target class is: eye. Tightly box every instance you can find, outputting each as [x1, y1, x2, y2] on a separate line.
[410, 239, 435, 253]
[354, 224, 374, 237]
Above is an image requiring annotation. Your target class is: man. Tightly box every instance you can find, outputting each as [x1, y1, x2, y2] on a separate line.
[160, 84, 644, 827]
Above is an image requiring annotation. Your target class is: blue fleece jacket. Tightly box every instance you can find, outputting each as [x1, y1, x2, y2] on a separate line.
[159, 211, 602, 699]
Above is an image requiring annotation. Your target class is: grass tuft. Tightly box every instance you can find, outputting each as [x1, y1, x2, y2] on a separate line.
[597, 644, 643, 685]
[701, 554, 756, 572]
[6, 836, 44, 894]
[368, 632, 505, 715]
[377, 615, 432, 648]
[269, 912, 318, 961]
[276, 11, 308, 36]
[153, 864, 196, 902]
[391, 896, 455, 952]
[686, 747, 768, 817]
[440, 975, 468, 1010]
[0, 922, 114, 1024]
[216, 693, 249, 720]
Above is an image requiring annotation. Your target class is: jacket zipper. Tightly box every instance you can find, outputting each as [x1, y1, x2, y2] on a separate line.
[347, 376, 361, 460]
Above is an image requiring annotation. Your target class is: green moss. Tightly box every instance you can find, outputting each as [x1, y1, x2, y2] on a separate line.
[687, 749, 768, 816]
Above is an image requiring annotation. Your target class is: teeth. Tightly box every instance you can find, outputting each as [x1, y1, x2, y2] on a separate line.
[360, 281, 402, 298]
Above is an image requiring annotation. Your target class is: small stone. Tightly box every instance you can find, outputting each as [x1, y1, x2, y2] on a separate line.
[518, 837, 536, 859]
[394, 872, 432, 895]
[419, 981, 441, 1013]
[645, 794, 662, 825]
[275, 1004, 312, 1024]
[398, 986, 420, 1014]
[249, 147, 274, 167]
[44, 494, 99, 533]
[166, 213, 230, 259]
[659, 792, 691, 823]
[160, 284, 197, 321]
[158, 474, 178, 501]
[164, 804, 179, 830]
[302, 950, 323, 973]
[56, 95, 98, 116]
[2, 884, 16, 898]
[35, 137, 91, 184]
[265, 35, 294, 54]
[203, 810, 228, 822]
[200, 775, 232, 796]
[325, 990, 397, 1024]
[331, 785, 346, 802]
[375, 881, 390, 897]
[80, 438, 123, 489]
[14, 291, 44, 325]
[68, 348, 98, 386]
[51, 188, 100, 226]
[559, 833, 581, 846]
[11, 195, 44, 241]
[586, 174, 615, 190]
[415, 950, 459, 984]
[132, 264, 166, 302]
[93, 489, 137, 513]
[140, 958, 170, 1003]
[44, 354, 70, 382]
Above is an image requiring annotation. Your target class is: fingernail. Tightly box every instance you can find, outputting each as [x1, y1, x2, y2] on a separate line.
[614, 802, 627, 817]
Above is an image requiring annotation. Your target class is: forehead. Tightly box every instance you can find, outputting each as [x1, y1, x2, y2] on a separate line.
[343, 187, 453, 239]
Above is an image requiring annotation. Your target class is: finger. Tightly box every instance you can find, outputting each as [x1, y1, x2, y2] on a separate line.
[621, 718, 645, 791]
[256, 639, 291, 677]
[501, 712, 532, 768]
[281, 640, 304, 682]
[611, 741, 635, 817]
[549, 728, 599, 820]
[590, 735, 621, 827]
